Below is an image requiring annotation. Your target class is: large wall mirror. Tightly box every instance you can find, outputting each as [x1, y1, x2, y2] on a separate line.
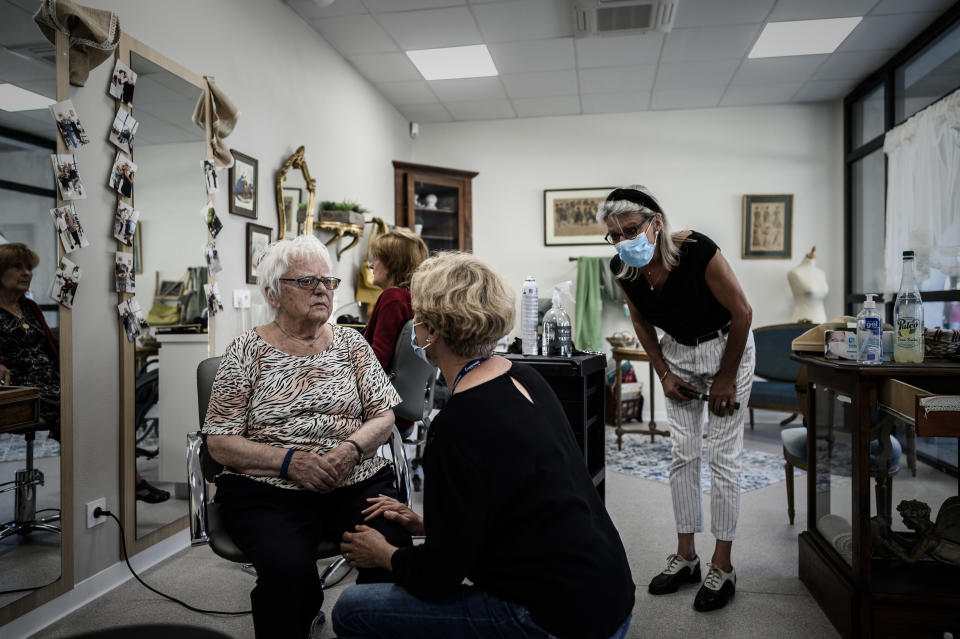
[120, 37, 211, 553]
[0, 6, 73, 624]
[276, 146, 316, 239]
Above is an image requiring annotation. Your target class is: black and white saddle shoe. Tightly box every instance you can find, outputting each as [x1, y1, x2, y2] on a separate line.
[648, 553, 701, 595]
[694, 563, 736, 612]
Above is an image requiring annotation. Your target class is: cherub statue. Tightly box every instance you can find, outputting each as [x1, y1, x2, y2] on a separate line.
[871, 497, 960, 566]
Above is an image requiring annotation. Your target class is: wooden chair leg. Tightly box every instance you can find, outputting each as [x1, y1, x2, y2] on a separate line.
[785, 460, 795, 525]
[749, 407, 755, 430]
[906, 424, 917, 477]
[779, 412, 799, 426]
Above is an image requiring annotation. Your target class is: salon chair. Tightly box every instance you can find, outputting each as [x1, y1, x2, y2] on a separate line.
[0, 417, 61, 541]
[187, 356, 411, 590]
[386, 320, 438, 491]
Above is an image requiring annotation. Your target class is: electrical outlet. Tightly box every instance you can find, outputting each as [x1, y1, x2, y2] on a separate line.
[87, 498, 106, 528]
[233, 289, 251, 309]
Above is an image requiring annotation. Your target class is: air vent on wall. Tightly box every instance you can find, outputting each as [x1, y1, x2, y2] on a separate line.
[571, 0, 677, 37]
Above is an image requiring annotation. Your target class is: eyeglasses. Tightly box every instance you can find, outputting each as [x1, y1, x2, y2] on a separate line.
[604, 220, 651, 245]
[279, 276, 341, 292]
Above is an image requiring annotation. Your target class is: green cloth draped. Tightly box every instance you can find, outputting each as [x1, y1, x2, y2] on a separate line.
[574, 258, 604, 351]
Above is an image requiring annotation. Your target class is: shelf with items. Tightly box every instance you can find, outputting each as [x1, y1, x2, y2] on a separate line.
[394, 161, 476, 253]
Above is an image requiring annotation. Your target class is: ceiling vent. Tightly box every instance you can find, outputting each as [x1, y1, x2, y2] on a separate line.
[571, 0, 678, 37]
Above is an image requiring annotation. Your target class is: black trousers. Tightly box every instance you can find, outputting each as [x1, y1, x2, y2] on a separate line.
[215, 466, 412, 639]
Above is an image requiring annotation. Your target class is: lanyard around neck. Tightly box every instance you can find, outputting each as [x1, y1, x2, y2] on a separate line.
[452, 357, 488, 393]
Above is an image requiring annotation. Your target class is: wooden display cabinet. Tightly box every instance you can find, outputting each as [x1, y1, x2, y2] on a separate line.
[393, 161, 477, 253]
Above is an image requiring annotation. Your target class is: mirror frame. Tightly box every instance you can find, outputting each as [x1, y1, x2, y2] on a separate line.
[275, 145, 317, 239]
[117, 34, 212, 556]
[0, 30, 75, 626]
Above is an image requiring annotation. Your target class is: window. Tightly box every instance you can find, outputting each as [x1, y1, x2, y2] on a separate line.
[895, 19, 960, 122]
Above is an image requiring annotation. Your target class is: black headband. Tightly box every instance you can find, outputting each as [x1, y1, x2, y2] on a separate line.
[605, 188, 662, 214]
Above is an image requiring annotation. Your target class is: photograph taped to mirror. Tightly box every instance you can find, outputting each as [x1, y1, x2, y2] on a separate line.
[201, 203, 223, 238]
[109, 107, 138, 155]
[203, 159, 218, 194]
[108, 59, 137, 106]
[114, 252, 135, 294]
[204, 282, 224, 315]
[118, 298, 148, 342]
[109, 152, 136, 198]
[50, 257, 81, 309]
[51, 154, 86, 200]
[205, 241, 222, 274]
[49, 99, 89, 150]
[113, 202, 140, 246]
[50, 203, 89, 253]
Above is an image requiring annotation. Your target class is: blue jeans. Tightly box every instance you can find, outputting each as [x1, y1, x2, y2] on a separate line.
[332, 583, 632, 639]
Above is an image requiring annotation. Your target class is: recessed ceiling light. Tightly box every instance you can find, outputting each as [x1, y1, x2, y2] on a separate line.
[0, 83, 54, 111]
[749, 17, 862, 59]
[406, 44, 498, 81]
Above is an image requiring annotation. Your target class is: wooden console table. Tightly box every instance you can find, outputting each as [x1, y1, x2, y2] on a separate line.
[611, 347, 669, 448]
[791, 353, 960, 639]
[0, 386, 40, 434]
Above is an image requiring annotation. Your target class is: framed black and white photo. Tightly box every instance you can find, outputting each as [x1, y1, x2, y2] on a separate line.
[742, 194, 793, 259]
[543, 187, 613, 246]
[229, 150, 258, 218]
[246, 223, 272, 285]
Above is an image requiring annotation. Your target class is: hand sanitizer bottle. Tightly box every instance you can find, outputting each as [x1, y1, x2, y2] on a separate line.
[856, 294, 882, 365]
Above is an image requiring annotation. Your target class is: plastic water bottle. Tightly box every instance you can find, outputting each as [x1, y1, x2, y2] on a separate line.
[894, 250, 924, 363]
[856, 293, 882, 365]
[521, 276, 539, 355]
[542, 281, 573, 357]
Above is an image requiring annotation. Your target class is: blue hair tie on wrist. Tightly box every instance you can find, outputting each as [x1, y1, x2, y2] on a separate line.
[279, 448, 295, 480]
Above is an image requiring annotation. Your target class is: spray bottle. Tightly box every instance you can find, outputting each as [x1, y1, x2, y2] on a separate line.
[856, 293, 882, 365]
[542, 281, 574, 357]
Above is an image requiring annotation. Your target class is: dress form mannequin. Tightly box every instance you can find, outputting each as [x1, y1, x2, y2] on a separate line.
[788, 246, 828, 323]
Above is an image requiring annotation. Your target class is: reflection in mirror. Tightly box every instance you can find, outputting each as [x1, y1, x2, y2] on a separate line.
[276, 146, 316, 239]
[128, 51, 206, 540]
[0, 0, 62, 609]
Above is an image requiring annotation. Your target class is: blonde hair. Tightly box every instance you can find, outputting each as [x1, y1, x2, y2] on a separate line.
[257, 234, 332, 306]
[411, 252, 515, 358]
[0, 242, 39, 275]
[595, 184, 687, 279]
[370, 227, 428, 287]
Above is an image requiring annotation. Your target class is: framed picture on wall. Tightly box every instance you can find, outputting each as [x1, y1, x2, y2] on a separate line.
[543, 187, 614, 246]
[229, 150, 258, 218]
[246, 223, 272, 285]
[742, 194, 793, 259]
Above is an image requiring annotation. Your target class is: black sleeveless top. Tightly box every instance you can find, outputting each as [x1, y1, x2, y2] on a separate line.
[611, 230, 731, 341]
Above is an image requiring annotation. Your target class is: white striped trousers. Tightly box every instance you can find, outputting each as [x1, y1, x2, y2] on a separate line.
[661, 330, 755, 541]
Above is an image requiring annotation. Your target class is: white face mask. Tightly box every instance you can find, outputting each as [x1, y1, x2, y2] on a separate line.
[827, 341, 847, 356]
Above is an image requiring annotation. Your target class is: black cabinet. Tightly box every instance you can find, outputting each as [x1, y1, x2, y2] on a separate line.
[504, 353, 607, 500]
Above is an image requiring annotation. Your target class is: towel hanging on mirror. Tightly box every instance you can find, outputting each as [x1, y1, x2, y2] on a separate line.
[192, 76, 240, 169]
[33, 0, 121, 87]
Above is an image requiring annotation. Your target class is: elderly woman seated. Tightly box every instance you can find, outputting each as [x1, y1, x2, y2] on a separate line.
[332, 252, 635, 639]
[202, 235, 411, 639]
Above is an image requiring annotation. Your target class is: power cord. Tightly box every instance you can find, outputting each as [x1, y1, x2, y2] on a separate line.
[94, 507, 251, 616]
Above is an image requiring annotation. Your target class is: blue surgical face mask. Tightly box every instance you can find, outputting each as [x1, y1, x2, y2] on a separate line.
[616, 231, 658, 268]
[411, 322, 432, 363]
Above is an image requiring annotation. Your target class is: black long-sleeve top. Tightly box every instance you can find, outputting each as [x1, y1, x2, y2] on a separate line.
[391, 362, 635, 639]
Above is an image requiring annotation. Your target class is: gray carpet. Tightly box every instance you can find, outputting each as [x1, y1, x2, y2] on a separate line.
[0, 432, 60, 462]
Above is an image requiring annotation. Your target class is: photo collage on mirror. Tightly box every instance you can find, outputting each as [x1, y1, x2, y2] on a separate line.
[49, 99, 90, 150]
[117, 298, 148, 342]
[205, 241, 223, 274]
[201, 203, 223, 238]
[108, 59, 137, 106]
[114, 252, 135, 294]
[204, 282, 224, 315]
[203, 159, 219, 194]
[49, 203, 90, 253]
[108, 152, 137, 198]
[109, 107, 138, 155]
[50, 257, 81, 309]
[113, 202, 140, 246]
[51, 154, 86, 200]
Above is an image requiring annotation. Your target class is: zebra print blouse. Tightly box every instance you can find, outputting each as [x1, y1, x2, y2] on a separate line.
[203, 324, 401, 489]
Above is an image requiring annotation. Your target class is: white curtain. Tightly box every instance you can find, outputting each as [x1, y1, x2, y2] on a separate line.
[883, 87, 960, 293]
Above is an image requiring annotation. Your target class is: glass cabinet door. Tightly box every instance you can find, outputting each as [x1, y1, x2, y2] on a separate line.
[408, 174, 460, 254]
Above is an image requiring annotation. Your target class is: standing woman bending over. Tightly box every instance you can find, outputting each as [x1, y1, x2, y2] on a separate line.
[598, 185, 755, 612]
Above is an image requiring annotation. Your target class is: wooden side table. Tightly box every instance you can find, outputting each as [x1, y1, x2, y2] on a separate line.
[611, 347, 670, 449]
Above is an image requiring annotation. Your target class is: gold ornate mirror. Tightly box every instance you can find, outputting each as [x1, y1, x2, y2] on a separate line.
[276, 146, 316, 239]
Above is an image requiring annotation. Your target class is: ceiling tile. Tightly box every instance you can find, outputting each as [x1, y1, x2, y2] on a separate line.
[720, 82, 803, 106]
[512, 95, 581, 117]
[349, 52, 423, 82]
[870, 0, 955, 14]
[655, 59, 740, 89]
[472, 0, 573, 44]
[769, 0, 878, 21]
[581, 91, 650, 114]
[578, 65, 656, 93]
[376, 80, 438, 104]
[793, 79, 858, 101]
[661, 24, 762, 62]
[575, 33, 664, 68]
[651, 86, 726, 109]
[500, 70, 578, 98]
[446, 98, 516, 120]
[428, 76, 507, 101]
[364, 0, 465, 11]
[731, 55, 828, 85]
[487, 38, 575, 73]
[376, 7, 482, 49]
[674, 0, 776, 28]
[400, 102, 454, 123]
[311, 15, 398, 55]
[814, 50, 892, 81]
[284, 0, 369, 19]
[838, 12, 941, 52]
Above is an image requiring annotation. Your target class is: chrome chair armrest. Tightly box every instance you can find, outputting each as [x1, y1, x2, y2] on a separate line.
[187, 431, 210, 546]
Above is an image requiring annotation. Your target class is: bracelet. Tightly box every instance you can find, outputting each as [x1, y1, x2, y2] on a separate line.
[658, 368, 670, 382]
[344, 438, 364, 462]
[279, 448, 295, 480]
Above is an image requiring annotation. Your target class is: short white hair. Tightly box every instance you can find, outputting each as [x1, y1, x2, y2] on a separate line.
[257, 234, 332, 306]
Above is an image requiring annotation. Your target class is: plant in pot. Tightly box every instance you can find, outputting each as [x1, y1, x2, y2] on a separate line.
[319, 200, 367, 227]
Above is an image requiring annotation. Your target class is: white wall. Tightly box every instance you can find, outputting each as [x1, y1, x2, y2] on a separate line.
[412, 102, 844, 415]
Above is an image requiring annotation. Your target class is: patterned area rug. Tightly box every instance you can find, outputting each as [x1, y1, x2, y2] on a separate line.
[0, 431, 60, 462]
[605, 428, 798, 494]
